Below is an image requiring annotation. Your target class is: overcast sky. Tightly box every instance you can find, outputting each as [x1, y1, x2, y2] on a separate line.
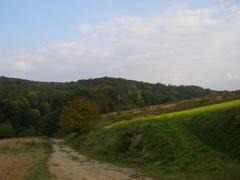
[0, 0, 240, 90]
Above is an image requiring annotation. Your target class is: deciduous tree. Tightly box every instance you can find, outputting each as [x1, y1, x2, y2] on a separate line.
[59, 97, 100, 133]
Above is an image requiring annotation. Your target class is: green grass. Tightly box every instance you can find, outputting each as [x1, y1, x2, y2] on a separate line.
[101, 92, 240, 123]
[188, 106, 240, 160]
[105, 100, 240, 129]
[25, 142, 54, 180]
[66, 99, 240, 179]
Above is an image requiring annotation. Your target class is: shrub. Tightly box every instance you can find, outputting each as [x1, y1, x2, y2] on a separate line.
[18, 126, 42, 137]
[0, 122, 15, 139]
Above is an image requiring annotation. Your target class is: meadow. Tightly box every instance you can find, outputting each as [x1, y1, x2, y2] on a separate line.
[66, 99, 240, 179]
[105, 100, 240, 129]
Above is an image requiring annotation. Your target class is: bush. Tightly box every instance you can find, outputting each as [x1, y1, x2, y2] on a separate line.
[18, 126, 42, 137]
[59, 97, 100, 134]
[0, 122, 15, 139]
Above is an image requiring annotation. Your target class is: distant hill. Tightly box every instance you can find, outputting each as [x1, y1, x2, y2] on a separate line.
[0, 76, 214, 113]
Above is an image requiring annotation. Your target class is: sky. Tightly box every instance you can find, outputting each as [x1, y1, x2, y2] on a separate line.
[0, 0, 240, 90]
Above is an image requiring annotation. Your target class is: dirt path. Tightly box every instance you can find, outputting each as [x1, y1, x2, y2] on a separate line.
[49, 139, 153, 180]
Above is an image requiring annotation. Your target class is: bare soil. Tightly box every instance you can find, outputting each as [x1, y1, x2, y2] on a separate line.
[49, 139, 153, 180]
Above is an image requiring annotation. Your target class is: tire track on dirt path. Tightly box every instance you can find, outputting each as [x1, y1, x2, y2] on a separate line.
[49, 139, 153, 180]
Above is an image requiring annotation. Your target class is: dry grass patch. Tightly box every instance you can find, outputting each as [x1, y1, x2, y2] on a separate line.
[0, 137, 43, 149]
[0, 153, 36, 180]
[0, 137, 53, 180]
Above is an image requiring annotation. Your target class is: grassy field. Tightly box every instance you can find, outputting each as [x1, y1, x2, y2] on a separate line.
[105, 100, 240, 129]
[0, 137, 53, 180]
[101, 92, 240, 123]
[66, 99, 240, 179]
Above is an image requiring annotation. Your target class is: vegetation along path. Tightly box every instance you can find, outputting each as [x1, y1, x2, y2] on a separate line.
[49, 139, 153, 180]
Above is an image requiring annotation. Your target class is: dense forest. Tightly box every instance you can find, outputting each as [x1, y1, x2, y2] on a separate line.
[0, 76, 215, 136]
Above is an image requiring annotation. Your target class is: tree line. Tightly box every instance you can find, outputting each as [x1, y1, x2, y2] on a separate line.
[0, 76, 214, 138]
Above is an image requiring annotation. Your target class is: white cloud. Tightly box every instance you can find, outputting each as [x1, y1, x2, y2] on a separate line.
[78, 24, 91, 33]
[0, 4, 240, 90]
[225, 73, 240, 80]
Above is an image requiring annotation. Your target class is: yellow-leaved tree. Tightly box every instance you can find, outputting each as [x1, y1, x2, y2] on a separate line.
[59, 97, 100, 134]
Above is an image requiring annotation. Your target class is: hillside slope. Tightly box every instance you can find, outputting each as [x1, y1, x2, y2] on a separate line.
[102, 91, 240, 123]
[0, 76, 214, 113]
[66, 100, 240, 179]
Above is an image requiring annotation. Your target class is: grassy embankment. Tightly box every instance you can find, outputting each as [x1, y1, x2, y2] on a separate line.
[0, 137, 53, 180]
[66, 100, 240, 179]
[101, 91, 240, 124]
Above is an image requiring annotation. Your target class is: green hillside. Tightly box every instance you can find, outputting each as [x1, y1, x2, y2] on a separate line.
[101, 91, 240, 123]
[66, 100, 240, 179]
[0, 76, 214, 113]
[0, 76, 215, 136]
